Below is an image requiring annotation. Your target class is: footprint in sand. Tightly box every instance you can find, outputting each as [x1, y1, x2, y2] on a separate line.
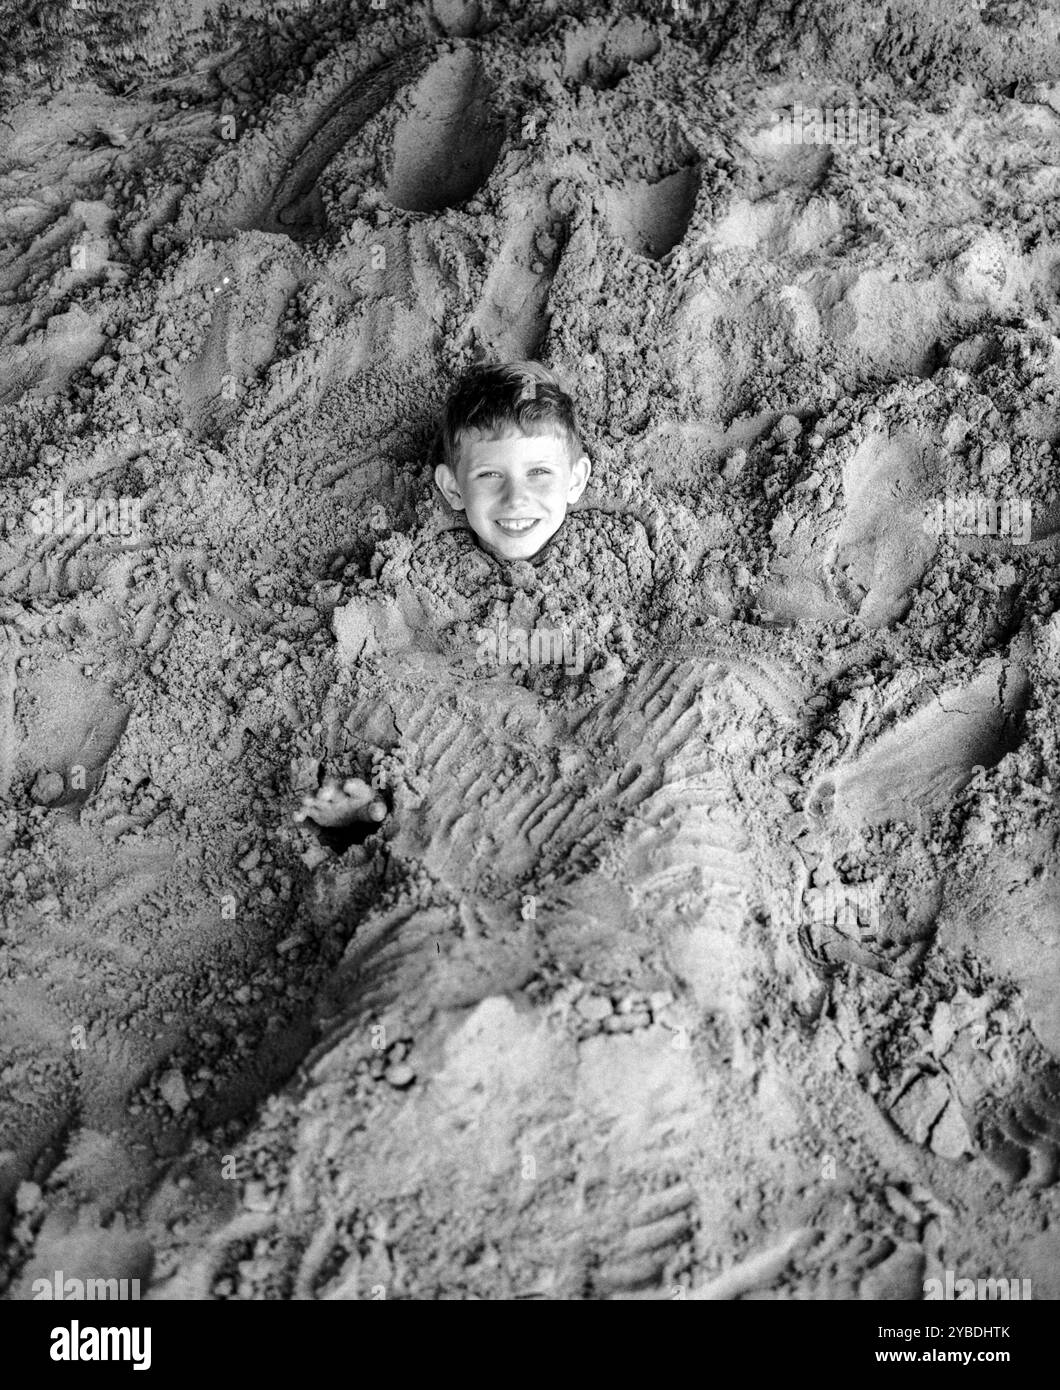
[805, 658, 1029, 831]
[384, 49, 504, 215]
[604, 164, 700, 262]
[560, 16, 660, 89]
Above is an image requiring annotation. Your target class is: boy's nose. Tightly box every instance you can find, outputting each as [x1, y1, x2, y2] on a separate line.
[500, 478, 530, 506]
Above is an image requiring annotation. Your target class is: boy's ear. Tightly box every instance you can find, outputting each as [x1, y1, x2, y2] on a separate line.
[566, 453, 591, 502]
[434, 463, 465, 510]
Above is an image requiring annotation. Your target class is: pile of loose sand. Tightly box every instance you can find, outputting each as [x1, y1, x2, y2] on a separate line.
[2, 0, 1060, 1299]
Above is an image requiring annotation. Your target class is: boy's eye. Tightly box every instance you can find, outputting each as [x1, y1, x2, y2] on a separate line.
[471, 466, 552, 480]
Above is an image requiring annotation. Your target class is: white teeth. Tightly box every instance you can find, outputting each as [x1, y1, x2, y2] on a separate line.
[496, 518, 538, 533]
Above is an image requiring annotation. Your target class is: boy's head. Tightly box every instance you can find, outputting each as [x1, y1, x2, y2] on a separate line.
[434, 360, 591, 562]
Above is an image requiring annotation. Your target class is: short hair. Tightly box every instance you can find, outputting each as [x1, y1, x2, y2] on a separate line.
[438, 361, 583, 471]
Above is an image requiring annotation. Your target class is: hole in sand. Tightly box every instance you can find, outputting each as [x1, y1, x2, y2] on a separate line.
[605, 164, 700, 261]
[311, 813, 386, 857]
[385, 49, 503, 214]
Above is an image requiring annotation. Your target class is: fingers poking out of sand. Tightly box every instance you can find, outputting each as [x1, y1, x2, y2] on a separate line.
[294, 776, 387, 829]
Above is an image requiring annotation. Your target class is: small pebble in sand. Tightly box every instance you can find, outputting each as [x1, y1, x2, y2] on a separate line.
[576, 994, 613, 1022]
[243, 1181, 274, 1212]
[721, 448, 747, 482]
[29, 771, 65, 805]
[589, 654, 625, 692]
[15, 1181, 42, 1214]
[159, 1068, 191, 1115]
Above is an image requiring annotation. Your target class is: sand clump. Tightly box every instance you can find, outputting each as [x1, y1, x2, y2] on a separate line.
[1, 0, 1060, 1299]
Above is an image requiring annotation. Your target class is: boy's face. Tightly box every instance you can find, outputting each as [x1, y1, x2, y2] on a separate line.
[434, 431, 591, 561]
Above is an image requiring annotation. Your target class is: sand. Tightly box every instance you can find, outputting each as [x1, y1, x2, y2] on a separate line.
[2, 0, 1060, 1300]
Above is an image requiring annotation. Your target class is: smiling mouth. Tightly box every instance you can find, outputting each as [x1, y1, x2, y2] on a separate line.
[494, 518, 540, 535]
